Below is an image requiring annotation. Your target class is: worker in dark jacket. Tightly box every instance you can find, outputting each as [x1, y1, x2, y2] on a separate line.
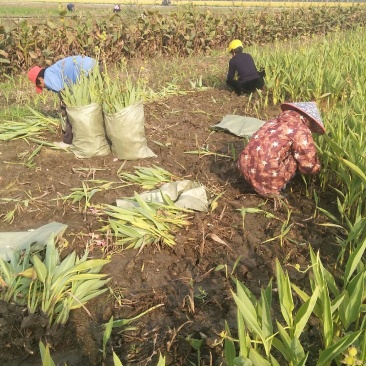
[226, 39, 265, 95]
[28, 56, 97, 146]
[237, 102, 325, 208]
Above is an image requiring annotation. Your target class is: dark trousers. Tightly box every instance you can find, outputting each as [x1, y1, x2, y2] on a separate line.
[227, 77, 264, 95]
[59, 95, 73, 144]
[227, 70, 265, 96]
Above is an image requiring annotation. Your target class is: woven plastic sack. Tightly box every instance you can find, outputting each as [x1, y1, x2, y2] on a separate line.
[104, 101, 156, 160]
[116, 180, 208, 212]
[0, 222, 67, 261]
[67, 103, 110, 159]
[211, 115, 265, 137]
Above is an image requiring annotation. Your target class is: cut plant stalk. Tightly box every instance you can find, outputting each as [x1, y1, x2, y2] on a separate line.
[117, 165, 178, 190]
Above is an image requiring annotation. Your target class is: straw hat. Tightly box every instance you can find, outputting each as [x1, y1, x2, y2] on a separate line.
[27, 66, 43, 93]
[281, 102, 325, 135]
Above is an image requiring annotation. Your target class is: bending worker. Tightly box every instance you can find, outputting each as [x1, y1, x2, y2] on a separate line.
[28, 55, 97, 145]
[113, 4, 121, 12]
[226, 39, 265, 95]
[237, 102, 325, 207]
[67, 3, 75, 12]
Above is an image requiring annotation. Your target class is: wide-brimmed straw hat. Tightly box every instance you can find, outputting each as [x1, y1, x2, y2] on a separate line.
[27, 66, 43, 94]
[281, 102, 325, 135]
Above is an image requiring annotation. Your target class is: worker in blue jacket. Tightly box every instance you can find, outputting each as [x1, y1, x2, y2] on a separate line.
[28, 56, 97, 145]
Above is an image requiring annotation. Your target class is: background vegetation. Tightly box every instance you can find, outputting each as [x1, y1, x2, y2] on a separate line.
[1, 4, 366, 74]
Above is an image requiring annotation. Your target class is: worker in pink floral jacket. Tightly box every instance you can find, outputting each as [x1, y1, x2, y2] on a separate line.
[237, 102, 325, 205]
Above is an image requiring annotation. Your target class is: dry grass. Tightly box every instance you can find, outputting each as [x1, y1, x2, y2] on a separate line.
[0, 0, 363, 8]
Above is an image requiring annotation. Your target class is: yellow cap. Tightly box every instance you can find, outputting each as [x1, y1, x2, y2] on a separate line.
[227, 39, 243, 52]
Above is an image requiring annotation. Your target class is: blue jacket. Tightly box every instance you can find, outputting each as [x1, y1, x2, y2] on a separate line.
[44, 56, 96, 93]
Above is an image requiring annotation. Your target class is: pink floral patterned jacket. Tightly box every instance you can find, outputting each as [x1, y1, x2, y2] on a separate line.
[237, 110, 321, 198]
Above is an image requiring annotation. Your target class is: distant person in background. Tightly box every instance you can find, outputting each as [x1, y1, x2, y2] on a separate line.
[67, 3, 75, 12]
[226, 39, 265, 96]
[27, 56, 97, 146]
[113, 4, 121, 12]
[237, 102, 325, 209]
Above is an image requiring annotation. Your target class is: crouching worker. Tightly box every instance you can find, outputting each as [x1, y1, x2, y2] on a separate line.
[226, 39, 265, 96]
[28, 56, 97, 146]
[237, 102, 325, 209]
[113, 4, 121, 12]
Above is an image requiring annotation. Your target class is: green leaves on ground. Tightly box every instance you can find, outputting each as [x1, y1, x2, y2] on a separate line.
[117, 165, 177, 190]
[98, 192, 191, 249]
[0, 107, 58, 141]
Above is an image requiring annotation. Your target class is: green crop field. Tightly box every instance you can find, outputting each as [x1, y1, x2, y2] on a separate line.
[2, 2, 366, 365]
[1, 0, 364, 7]
[1, 0, 363, 18]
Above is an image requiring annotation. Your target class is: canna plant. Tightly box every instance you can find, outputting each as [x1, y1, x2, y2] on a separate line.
[316, 103, 366, 229]
[223, 245, 366, 366]
[4, 5, 366, 74]
[249, 27, 366, 253]
[39, 307, 166, 366]
[20, 237, 111, 328]
[0, 247, 33, 304]
[223, 261, 317, 366]
[39, 341, 56, 366]
[251, 28, 366, 108]
[238, 206, 294, 246]
[0, 236, 111, 328]
[102, 304, 164, 362]
[291, 244, 366, 362]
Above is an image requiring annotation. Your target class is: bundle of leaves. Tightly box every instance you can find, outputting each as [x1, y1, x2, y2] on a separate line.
[97, 193, 192, 249]
[103, 75, 145, 114]
[117, 165, 178, 190]
[61, 65, 103, 107]
[0, 107, 59, 141]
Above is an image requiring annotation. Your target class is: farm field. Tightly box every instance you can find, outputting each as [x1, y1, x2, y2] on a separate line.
[1, 3, 366, 366]
[0, 0, 364, 17]
[1, 0, 363, 6]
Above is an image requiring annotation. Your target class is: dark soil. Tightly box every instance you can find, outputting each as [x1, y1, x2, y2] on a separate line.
[0, 89, 340, 365]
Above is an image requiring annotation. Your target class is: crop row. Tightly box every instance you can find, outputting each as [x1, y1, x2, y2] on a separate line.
[248, 27, 366, 238]
[1, 5, 366, 75]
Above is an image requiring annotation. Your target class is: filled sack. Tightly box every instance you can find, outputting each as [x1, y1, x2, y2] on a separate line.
[104, 101, 156, 160]
[66, 103, 110, 159]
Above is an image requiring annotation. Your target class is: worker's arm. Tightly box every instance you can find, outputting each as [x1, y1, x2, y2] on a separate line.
[226, 58, 236, 81]
[292, 125, 321, 174]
